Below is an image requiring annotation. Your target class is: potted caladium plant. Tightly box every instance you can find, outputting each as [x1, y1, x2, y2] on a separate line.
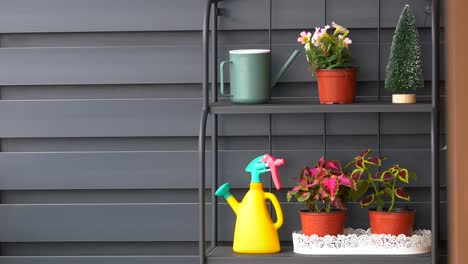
[346, 149, 417, 236]
[287, 157, 356, 237]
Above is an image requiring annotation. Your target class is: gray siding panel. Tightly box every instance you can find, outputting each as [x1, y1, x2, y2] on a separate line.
[326, 0, 378, 28]
[380, 0, 441, 28]
[0, 152, 199, 190]
[0, 0, 441, 33]
[218, 0, 269, 30]
[0, 256, 197, 264]
[0, 44, 383, 86]
[0, 204, 203, 242]
[271, 0, 325, 29]
[0, 100, 434, 137]
[0, 99, 201, 138]
[0, 0, 205, 33]
[0, 47, 202, 85]
[0, 149, 435, 190]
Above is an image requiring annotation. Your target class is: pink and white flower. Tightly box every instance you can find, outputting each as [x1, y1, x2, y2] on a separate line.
[343, 37, 352, 46]
[297, 31, 311, 44]
[311, 27, 325, 46]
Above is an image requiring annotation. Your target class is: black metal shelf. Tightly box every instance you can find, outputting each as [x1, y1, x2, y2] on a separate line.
[207, 246, 431, 264]
[210, 100, 432, 114]
[200, 0, 440, 263]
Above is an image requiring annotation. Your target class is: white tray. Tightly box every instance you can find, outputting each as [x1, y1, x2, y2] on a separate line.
[292, 228, 431, 255]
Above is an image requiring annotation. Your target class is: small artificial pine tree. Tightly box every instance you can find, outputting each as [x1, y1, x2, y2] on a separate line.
[385, 5, 424, 94]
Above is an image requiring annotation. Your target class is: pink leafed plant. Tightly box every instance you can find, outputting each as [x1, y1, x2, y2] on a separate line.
[287, 157, 356, 212]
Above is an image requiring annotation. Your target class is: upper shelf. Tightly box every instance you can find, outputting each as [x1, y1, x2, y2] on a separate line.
[209, 100, 432, 114]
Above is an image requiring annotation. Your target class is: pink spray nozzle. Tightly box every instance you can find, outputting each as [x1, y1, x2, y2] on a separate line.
[262, 154, 285, 190]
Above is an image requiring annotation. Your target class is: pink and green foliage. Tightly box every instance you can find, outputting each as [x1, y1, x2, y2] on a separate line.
[287, 157, 356, 212]
[345, 149, 416, 212]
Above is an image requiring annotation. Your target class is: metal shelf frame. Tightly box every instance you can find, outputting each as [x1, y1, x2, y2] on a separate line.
[199, 0, 441, 263]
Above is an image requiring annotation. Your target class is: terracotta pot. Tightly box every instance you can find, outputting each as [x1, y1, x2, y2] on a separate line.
[369, 209, 415, 236]
[315, 68, 357, 104]
[300, 210, 346, 237]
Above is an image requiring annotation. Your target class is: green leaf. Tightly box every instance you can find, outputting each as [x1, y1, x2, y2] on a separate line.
[296, 192, 311, 202]
[286, 191, 293, 202]
[382, 187, 393, 197]
[351, 180, 370, 201]
[409, 172, 417, 181]
[344, 160, 357, 170]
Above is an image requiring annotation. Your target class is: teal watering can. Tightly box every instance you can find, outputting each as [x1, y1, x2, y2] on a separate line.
[220, 49, 301, 104]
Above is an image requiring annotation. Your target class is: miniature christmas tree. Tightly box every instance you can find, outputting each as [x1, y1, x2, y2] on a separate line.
[385, 5, 424, 95]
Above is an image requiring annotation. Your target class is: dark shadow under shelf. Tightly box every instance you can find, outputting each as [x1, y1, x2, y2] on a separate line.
[209, 100, 432, 114]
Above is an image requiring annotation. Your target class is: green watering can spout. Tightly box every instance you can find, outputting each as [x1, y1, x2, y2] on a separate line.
[215, 183, 232, 199]
[270, 50, 301, 88]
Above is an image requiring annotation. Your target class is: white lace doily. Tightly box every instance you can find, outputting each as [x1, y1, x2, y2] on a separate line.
[293, 228, 431, 255]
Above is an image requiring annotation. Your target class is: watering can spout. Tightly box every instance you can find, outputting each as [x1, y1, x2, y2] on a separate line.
[215, 183, 239, 214]
[271, 50, 301, 88]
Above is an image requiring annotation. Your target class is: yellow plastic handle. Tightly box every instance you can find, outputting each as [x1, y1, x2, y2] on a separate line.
[264, 192, 283, 230]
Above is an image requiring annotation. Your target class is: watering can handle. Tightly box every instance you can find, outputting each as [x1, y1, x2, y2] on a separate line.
[220, 60, 231, 96]
[264, 192, 283, 230]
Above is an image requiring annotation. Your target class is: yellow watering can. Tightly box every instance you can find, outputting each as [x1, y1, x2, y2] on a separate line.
[215, 154, 285, 253]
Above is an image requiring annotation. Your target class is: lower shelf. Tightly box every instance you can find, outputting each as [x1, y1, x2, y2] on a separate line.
[207, 246, 431, 264]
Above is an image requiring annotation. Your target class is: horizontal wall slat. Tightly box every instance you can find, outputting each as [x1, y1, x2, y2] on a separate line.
[0, 149, 440, 190]
[0, 256, 197, 264]
[0, 241, 197, 255]
[0, 0, 206, 33]
[0, 99, 200, 138]
[0, 152, 199, 190]
[0, 202, 445, 242]
[0, 47, 202, 85]
[0, 100, 438, 138]
[326, 0, 378, 28]
[0, 0, 440, 33]
[271, 0, 325, 29]
[380, 0, 445, 28]
[0, 45, 394, 86]
[0, 43, 441, 85]
[0, 204, 205, 242]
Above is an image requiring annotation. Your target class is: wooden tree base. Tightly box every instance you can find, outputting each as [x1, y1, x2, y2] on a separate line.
[392, 94, 416, 104]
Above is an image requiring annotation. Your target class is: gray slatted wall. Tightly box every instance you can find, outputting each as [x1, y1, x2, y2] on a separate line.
[0, 0, 446, 263]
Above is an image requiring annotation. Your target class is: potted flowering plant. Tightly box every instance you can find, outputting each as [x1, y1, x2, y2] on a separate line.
[297, 22, 357, 104]
[346, 149, 417, 236]
[287, 157, 356, 237]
